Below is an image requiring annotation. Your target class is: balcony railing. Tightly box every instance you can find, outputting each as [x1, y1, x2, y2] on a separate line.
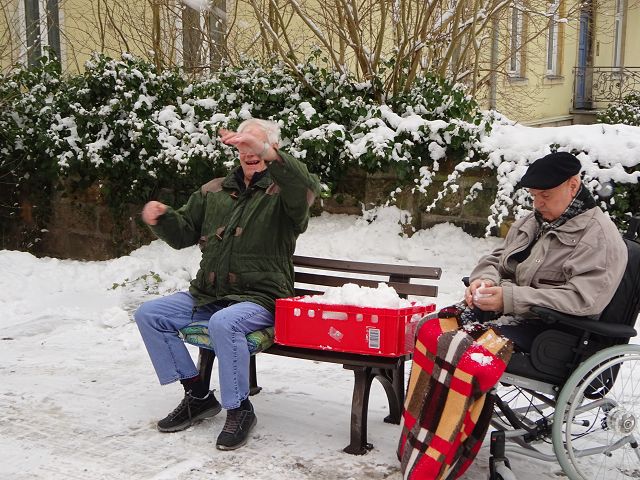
[573, 66, 640, 110]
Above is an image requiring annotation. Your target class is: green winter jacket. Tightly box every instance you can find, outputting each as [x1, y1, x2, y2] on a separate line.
[151, 150, 320, 313]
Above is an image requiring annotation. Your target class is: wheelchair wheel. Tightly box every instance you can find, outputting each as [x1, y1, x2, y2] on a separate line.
[493, 463, 517, 480]
[552, 344, 640, 480]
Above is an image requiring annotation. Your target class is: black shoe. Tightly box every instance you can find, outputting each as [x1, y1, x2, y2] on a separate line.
[157, 390, 221, 432]
[216, 400, 257, 450]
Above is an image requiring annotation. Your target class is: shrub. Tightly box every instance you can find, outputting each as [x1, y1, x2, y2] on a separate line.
[2, 53, 487, 248]
[596, 92, 640, 230]
[0, 52, 62, 248]
[597, 92, 640, 126]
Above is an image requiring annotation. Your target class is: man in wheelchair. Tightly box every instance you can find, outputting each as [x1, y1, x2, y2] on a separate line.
[399, 152, 640, 480]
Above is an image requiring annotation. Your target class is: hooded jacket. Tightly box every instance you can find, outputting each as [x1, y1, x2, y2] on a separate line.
[150, 150, 320, 313]
[470, 207, 627, 318]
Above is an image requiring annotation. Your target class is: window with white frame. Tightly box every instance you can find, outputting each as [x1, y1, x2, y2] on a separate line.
[20, 0, 62, 66]
[613, 0, 625, 67]
[175, 2, 226, 72]
[508, 1, 524, 77]
[546, 0, 560, 76]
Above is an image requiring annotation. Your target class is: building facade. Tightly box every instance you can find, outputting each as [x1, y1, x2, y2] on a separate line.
[1, 0, 638, 125]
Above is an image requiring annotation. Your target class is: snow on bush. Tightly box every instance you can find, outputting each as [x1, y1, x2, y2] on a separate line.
[2, 52, 639, 241]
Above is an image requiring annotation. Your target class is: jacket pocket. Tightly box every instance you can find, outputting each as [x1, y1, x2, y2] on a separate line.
[534, 269, 566, 287]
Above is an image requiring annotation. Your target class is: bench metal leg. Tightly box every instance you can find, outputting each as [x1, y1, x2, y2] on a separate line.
[375, 363, 404, 425]
[199, 348, 262, 397]
[343, 365, 375, 455]
[249, 355, 262, 396]
[341, 361, 406, 454]
[197, 348, 215, 388]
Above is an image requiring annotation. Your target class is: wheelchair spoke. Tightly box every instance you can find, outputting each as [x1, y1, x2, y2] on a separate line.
[553, 346, 640, 480]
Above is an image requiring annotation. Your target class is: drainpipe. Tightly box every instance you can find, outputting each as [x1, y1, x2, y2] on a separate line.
[489, 17, 499, 110]
[46, 0, 62, 62]
[24, 0, 41, 67]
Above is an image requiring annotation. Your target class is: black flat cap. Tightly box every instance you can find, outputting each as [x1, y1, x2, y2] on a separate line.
[519, 152, 581, 189]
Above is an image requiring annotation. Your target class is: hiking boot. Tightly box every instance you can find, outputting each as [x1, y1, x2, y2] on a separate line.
[216, 399, 257, 450]
[157, 390, 221, 432]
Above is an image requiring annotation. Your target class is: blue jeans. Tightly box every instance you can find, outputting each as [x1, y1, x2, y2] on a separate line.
[134, 291, 274, 409]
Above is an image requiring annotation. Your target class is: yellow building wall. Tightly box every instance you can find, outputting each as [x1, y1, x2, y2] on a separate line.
[489, 0, 581, 125]
[3, 0, 637, 125]
[592, 0, 640, 67]
[1, 0, 169, 74]
[493, 0, 640, 125]
[58, 0, 156, 73]
[626, 6, 640, 66]
[1, 1, 25, 71]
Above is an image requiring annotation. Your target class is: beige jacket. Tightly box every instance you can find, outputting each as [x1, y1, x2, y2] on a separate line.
[470, 207, 627, 317]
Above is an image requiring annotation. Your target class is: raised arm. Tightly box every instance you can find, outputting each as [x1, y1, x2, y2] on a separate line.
[143, 190, 206, 249]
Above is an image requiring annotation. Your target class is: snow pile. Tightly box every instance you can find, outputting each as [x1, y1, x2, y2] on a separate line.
[0, 208, 637, 480]
[182, 0, 210, 10]
[433, 118, 640, 234]
[470, 352, 494, 366]
[298, 282, 415, 309]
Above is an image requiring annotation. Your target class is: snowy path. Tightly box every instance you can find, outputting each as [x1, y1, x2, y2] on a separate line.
[0, 210, 616, 479]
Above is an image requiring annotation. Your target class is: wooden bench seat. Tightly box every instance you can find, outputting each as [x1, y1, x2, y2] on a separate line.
[181, 255, 441, 454]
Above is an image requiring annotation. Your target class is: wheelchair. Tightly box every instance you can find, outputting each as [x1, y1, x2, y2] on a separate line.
[485, 217, 640, 480]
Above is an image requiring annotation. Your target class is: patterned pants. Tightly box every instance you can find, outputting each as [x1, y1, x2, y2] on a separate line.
[398, 305, 514, 480]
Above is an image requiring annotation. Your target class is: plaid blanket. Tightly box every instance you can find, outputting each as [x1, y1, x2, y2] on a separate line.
[398, 305, 513, 479]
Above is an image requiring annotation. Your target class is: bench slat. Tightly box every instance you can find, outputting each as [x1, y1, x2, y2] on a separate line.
[294, 272, 438, 298]
[293, 288, 324, 297]
[295, 272, 380, 289]
[293, 255, 441, 280]
[387, 281, 438, 297]
[265, 344, 409, 368]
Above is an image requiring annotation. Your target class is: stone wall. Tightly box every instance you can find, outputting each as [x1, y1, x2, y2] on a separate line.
[34, 185, 153, 261]
[2, 167, 499, 260]
[333, 165, 499, 237]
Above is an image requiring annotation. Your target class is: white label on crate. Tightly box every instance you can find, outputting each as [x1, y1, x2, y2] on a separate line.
[356, 313, 363, 322]
[328, 326, 344, 342]
[308, 309, 315, 318]
[294, 308, 301, 317]
[371, 314, 379, 324]
[322, 311, 348, 321]
[368, 328, 381, 349]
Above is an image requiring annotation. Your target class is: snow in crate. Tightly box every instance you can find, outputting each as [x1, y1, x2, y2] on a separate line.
[297, 282, 418, 309]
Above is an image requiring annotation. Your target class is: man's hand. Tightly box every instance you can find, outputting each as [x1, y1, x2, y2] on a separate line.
[465, 279, 496, 307]
[142, 201, 167, 225]
[472, 285, 504, 312]
[219, 128, 279, 162]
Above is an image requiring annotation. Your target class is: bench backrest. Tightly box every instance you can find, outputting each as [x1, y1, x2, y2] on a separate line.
[292, 255, 441, 299]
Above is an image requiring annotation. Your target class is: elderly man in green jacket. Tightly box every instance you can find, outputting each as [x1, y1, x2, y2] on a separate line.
[135, 118, 320, 450]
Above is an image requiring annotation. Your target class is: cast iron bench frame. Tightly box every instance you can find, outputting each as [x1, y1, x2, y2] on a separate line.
[193, 255, 441, 454]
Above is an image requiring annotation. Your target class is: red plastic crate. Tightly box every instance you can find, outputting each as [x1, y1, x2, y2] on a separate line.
[274, 297, 436, 356]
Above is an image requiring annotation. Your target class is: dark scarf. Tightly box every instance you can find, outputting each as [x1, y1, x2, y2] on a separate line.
[534, 183, 596, 239]
[233, 167, 268, 193]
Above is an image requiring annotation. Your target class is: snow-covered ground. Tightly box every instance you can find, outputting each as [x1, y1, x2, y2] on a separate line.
[0, 207, 634, 479]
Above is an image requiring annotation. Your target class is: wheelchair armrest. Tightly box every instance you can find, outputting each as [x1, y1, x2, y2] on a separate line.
[530, 306, 637, 338]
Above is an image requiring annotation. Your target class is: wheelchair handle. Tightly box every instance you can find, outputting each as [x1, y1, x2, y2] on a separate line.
[624, 216, 640, 240]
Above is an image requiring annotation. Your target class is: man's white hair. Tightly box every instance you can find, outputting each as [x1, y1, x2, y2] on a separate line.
[237, 118, 280, 144]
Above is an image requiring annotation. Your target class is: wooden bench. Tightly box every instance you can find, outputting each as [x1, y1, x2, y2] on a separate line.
[183, 255, 441, 454]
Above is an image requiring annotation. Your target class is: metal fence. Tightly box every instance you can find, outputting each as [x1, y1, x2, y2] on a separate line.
[573, 66, 640, 110]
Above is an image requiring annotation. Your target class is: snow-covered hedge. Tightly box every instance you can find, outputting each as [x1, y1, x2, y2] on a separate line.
[442, 115, 640, 234]
[593, 92, 640, 228]
[2, 53, 639, 246]
[598, 92, 640, 126]
[0, 53, 487, 208]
